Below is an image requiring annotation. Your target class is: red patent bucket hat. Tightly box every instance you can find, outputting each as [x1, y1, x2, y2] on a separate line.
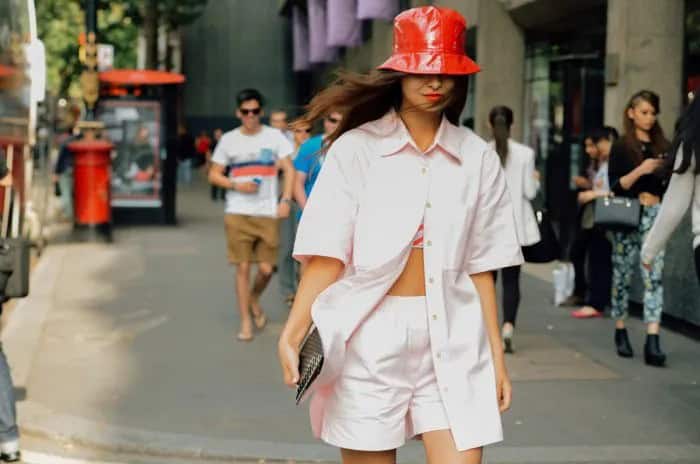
[378, 6, 480, 76]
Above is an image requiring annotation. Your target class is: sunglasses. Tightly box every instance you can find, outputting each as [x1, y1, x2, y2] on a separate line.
[240, 108, 261, 116]
[326, 116, 341, 124]
[295, 128, 312, 133]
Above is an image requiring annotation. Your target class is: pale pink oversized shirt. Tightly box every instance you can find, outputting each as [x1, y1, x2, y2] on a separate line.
[293, 110, 523, 451]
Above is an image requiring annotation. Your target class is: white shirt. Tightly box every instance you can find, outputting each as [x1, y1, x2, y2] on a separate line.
[293, 110, 523, 451]
[489, 139, 541, 246]
[211, 125, 293, 217]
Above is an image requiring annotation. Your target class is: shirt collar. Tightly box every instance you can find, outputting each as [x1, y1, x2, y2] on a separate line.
[362, 109, 463, 163]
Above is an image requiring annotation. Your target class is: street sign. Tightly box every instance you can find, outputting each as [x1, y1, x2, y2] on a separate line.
[97, 44, 114, 71]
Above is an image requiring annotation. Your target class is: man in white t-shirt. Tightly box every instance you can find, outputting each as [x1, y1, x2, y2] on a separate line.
[209, 89, 295, 342]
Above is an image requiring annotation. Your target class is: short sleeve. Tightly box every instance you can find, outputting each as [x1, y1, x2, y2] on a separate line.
[293, 134, 360, 266]
[276, 130, 294, 159]
[467, 149, 524, 274]
[293, 142, 314, 173]
[211, 134, 229, 166]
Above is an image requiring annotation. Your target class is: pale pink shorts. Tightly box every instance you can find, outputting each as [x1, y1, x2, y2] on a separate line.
[320, 296, 450, 451]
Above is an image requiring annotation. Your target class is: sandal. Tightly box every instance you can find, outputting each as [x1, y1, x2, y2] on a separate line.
[236, 331, 254, 342]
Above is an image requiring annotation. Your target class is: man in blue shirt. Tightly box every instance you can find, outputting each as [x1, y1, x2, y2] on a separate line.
[293, 111, 343, 218]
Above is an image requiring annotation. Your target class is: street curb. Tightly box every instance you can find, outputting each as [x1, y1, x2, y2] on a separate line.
[18, 401, 339, 463]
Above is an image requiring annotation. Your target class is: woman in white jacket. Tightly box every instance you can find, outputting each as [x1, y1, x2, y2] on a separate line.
[489, 106, 541, 353]
[642, 92, 700, 283]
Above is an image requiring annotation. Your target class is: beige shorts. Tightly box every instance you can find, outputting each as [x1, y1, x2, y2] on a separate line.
[224, 214, 279, 264]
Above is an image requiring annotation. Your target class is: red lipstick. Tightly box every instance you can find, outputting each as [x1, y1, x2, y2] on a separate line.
[425, 93, 443, 101]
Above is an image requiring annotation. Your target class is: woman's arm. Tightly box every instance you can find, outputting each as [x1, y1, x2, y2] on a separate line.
[471, 271, 511, 413]
[578, 189, 607, 205]
[278, 256, 345, 387]
[641, 158, 696, 264]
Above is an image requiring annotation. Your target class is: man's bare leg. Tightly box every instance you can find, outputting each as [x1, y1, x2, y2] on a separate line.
[250, 261, 274, 328]
[235, 262, 254, 340]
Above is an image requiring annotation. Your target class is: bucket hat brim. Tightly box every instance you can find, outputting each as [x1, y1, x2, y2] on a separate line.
[378, 52, 481, 76]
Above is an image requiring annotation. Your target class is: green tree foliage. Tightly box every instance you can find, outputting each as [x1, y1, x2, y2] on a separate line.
[37, 0, 139, 96]
[37, 0, 207, 95]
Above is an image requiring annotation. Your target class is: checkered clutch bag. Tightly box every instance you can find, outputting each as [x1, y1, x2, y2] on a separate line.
[296, 326, 324, 405]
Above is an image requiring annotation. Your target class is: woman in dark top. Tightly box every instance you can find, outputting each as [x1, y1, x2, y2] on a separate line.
[608, 90, 670, 367]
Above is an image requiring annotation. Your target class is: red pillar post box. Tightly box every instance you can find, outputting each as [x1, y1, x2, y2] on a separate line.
[68, 139, 113, 242]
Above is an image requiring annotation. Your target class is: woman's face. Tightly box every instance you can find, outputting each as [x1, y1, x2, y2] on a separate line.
[401, 74, 455, 112]
[627, 99, 657, 133]
[584, 137, 599, 159]
[293, 124, 312, 146]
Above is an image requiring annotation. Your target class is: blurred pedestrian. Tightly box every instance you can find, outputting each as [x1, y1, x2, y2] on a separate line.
[488, 105, 541, 353]
[269, 109, 293, 142]
[194, 130, 211, 169]
[279, 7, 518, 462]
[53, 122, 80, 221]
[176, 124, 196, 185]
[642, 91, 700, 283]
[560, 135, 599, 307]
[209, 128, 225, 201]
[278, 121, 313, 307]
[208, 89, 295, 342]
[608, 90, 670, 366]
[0, 151, 20, 463]
[292, 110, 343, 221]
[571, 126, 618, 319]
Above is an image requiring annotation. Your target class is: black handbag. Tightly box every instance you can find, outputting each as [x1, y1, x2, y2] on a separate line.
[295, 326, 324, 405]
[522, 208, 561, 263]
[0, 145, 30, 298]
[593, 196, 641, 230]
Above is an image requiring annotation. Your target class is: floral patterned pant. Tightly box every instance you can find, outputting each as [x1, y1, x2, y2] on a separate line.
[610, 205, 664, 323]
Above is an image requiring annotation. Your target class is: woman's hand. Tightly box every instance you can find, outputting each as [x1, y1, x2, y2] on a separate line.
[495, 361, 512, 413]
[278, 335, 301, 388]
[573, 175, 591, 189]
[638, 158, 664, 175]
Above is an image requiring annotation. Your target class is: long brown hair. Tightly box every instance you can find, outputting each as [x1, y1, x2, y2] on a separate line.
[488, 106, 513, 166]
[295, 70, 469, 148]
[622, 90, 670, 165]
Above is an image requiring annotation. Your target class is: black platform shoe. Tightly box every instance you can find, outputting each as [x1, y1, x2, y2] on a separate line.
[615, 328, 634, 358]
[644, 334, 666, 367]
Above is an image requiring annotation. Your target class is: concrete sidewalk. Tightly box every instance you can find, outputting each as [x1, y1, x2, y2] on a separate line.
[4, 178, 700, 464]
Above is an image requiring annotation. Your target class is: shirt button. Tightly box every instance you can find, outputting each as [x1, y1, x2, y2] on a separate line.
[428, 277, 434, 284]
[432, 314, 438, 321]
[436, 352, 442, 359]
[421, 167, 428, 174]
[426, 201, 432, 208]
[426, 240, 432, 247]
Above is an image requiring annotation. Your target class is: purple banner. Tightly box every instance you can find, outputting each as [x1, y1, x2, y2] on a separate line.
[357, 0, 399, 21]
[292, 6, 311, 71]
[327, 0, 362, 47]
[308, 0, 338, 63]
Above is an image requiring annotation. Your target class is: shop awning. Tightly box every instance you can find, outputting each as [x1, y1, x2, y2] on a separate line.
[99, 69, 185, 86]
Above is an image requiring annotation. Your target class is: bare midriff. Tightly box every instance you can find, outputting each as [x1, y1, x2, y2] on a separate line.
[387, 248, 426, 296]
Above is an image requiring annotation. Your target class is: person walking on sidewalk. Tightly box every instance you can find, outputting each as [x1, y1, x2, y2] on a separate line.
[278, 121, 313, 307]
[0, 150, 21, 463]
[487, 106, 541, 354]
[209, 89, 295, 342]
[209, 128, 226, 201]
[561, 135, 600, 307]
[293, 110, 343, 220]
[279, 7, 520, 463]
[269, 109, 293, 142]
[571, 127, 617, 319]
[642, 91, 700, 284]
[608, 90, 670, 367]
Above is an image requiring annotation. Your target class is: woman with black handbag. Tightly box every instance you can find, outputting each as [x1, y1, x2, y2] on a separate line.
[642, 91, 700, 284]
[608, 90, 670, 367]
[487, 106, 541, 353]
